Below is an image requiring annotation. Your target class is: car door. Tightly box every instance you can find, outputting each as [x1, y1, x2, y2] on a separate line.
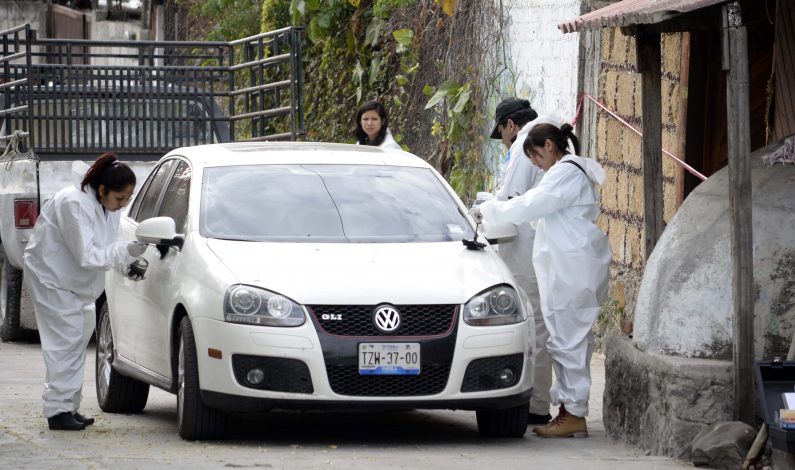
[132, 160, 191, 377]
[113, 159, 177, 365]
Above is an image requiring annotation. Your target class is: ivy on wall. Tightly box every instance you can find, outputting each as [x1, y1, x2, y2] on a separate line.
[191, 0, 505, 202]
[283, 0, 510, 202]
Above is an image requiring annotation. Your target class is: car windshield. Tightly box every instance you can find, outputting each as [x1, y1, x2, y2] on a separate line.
[200, 164, 474, 243]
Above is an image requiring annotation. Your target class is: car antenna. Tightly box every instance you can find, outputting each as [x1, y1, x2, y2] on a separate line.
[462, 221, 487, 250]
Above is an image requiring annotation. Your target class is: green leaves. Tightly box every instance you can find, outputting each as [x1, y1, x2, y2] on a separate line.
[392, 28, 414, 53]
[365, 19, 383, 47]
[424, 80, 461, 109]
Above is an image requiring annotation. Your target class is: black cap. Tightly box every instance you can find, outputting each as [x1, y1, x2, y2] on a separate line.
[489, 98, 534, 139]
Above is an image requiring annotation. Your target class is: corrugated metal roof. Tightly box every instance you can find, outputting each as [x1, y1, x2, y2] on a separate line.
[558, 0, 729, 33]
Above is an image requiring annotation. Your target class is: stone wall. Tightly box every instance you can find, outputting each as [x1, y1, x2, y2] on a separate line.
[604, 336, 734, 459]
[589, 27, 685, 331]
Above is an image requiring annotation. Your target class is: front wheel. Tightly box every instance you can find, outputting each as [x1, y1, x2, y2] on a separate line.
[476, 402, 529, 438]
[177, 316, 226, 440]
[0, 242, 23, 343]
[95, 300, 149, 412]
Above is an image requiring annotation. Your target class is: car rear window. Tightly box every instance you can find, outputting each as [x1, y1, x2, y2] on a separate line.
[200, 164, 473, 243]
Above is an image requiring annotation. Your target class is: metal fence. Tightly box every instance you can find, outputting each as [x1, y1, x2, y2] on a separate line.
[0, 24, 304, 160]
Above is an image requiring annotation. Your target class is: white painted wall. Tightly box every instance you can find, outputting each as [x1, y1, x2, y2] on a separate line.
[501, 0, 581, 122]
[484, 0, 582, 178]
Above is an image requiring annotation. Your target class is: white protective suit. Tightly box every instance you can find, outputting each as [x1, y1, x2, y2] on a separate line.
[379, 128, 402, 150]
[23, 177, 135, 418]
[492, 114, 563, 416]
[480, 154, 611, 417]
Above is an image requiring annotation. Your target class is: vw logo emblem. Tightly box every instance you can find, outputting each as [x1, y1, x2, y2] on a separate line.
[373, 305, 401, 333]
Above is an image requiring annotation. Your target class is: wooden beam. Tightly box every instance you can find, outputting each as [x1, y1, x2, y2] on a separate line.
[636, 27, 664, 259]
[723, 1, 755, 426]
[675, 32, 691, 208]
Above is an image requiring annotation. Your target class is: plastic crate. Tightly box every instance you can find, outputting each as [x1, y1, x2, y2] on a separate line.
[755, 359, 795, 453]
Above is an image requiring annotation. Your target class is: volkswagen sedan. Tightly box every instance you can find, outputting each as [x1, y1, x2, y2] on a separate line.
[96, 142, 534, 440]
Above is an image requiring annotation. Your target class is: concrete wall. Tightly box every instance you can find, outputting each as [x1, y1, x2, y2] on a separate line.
[0, 0, 47, 34]
[633, 143, 795, 360]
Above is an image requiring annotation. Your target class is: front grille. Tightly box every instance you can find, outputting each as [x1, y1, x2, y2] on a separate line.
[326, 363, 451, 396]
[310, 304, 457, 337]
[232, 355, 313, 393]
[461, 354, 523, 392]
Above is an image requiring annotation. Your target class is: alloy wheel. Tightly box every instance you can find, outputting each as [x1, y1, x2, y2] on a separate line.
[177, 336, 185, 427]
[0, 256, 6, 323]
[97, 311, 114, 402]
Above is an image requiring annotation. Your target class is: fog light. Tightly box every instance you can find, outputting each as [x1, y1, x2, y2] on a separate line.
[247, 368, 265, 385]
[499, 368, 516, 385]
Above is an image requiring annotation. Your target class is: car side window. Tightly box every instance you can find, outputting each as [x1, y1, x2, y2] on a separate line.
[157, 161, 191, 234]
[135, 160, 177, 223]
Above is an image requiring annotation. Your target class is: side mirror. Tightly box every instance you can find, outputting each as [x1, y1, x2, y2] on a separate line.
[480, 219, 517, 244]
[136, 217, 184, 249]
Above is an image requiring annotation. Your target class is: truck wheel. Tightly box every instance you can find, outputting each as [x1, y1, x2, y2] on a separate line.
[0, 242, 23, 342]
[476, 402, 529, 438]
[95, 300, 149, 412]
[177, 315, 226, 440]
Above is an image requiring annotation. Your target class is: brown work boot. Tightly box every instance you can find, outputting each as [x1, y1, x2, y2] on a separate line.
[532, 405, 588, 438]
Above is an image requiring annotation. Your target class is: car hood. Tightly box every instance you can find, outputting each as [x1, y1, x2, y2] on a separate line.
[205, 239, 509, 305]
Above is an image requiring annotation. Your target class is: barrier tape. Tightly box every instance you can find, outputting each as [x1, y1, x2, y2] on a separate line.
[572, 92, 707, 181]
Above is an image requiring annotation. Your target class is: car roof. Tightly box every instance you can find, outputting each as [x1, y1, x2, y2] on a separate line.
[165, 142, 431, 169]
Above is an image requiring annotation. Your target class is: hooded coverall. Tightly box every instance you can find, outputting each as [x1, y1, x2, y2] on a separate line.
[480, 155, 611, 417]
[23, 184, 134, 418]
[492, 114, 563, 417]
[379, 128, 402, 150]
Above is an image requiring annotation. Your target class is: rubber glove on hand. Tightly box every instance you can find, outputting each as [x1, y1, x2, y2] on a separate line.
[127, 241, 148, 257]
[125, 258, 149, 281]
[468, 206, 483, 222]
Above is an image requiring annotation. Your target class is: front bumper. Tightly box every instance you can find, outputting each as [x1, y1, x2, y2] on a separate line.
[191, 310, 533, 411]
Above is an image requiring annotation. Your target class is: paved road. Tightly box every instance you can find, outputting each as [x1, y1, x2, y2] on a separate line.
[0, 340, 692, 469]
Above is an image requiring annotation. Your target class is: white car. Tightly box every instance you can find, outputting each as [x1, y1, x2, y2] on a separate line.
[97, 142, 534, 440]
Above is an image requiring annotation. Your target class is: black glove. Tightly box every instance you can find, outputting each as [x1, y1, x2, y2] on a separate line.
[126, 258, 149, 281]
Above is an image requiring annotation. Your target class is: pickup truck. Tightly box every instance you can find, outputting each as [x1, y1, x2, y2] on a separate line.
[0, 24, 304, 341]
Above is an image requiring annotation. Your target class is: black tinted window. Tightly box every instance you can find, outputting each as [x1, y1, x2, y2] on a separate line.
[200, 164, 472, 243]
[136, 160, 176, 223]
[157, 161, 191, 233]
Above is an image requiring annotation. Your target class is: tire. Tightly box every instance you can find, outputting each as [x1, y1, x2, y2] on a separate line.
[177, 316, 226, 440]
[476, 402, 529, 438]
[95, 300, 149, 413]
[0, 242, 23, 343]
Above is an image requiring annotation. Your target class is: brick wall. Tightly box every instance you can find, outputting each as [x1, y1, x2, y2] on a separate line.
[593, 27, 685, 328]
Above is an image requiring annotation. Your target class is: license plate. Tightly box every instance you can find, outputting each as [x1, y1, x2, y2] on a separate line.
[358, 343, 421, 376]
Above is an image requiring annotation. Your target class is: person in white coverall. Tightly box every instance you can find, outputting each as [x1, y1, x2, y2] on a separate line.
[23, 152, 147, 431]
[485, 98, 559, 425]
[353, 100, 402, 150]
[472, 123, 611, 438]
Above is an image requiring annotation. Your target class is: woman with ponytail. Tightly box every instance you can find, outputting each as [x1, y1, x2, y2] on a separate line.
[472, 123, 611, 439]
[23, 152, 146, 431]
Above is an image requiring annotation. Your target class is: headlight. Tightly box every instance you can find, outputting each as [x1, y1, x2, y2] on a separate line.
[463, 285, 525, 326]
[224, 285, 305, 327]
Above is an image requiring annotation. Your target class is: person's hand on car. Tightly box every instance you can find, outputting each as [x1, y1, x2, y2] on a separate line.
[468, 206, 483, 222]
[126, 241, 147, 257]
[125, 258, 149, 281]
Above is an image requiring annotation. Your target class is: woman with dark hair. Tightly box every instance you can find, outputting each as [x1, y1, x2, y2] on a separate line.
[23, 152, 146, 431]
[353, 100, 401, 150]
[471, 123, 611, 439]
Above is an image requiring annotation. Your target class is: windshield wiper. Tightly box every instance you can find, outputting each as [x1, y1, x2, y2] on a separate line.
[459, 206, 486, 250]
